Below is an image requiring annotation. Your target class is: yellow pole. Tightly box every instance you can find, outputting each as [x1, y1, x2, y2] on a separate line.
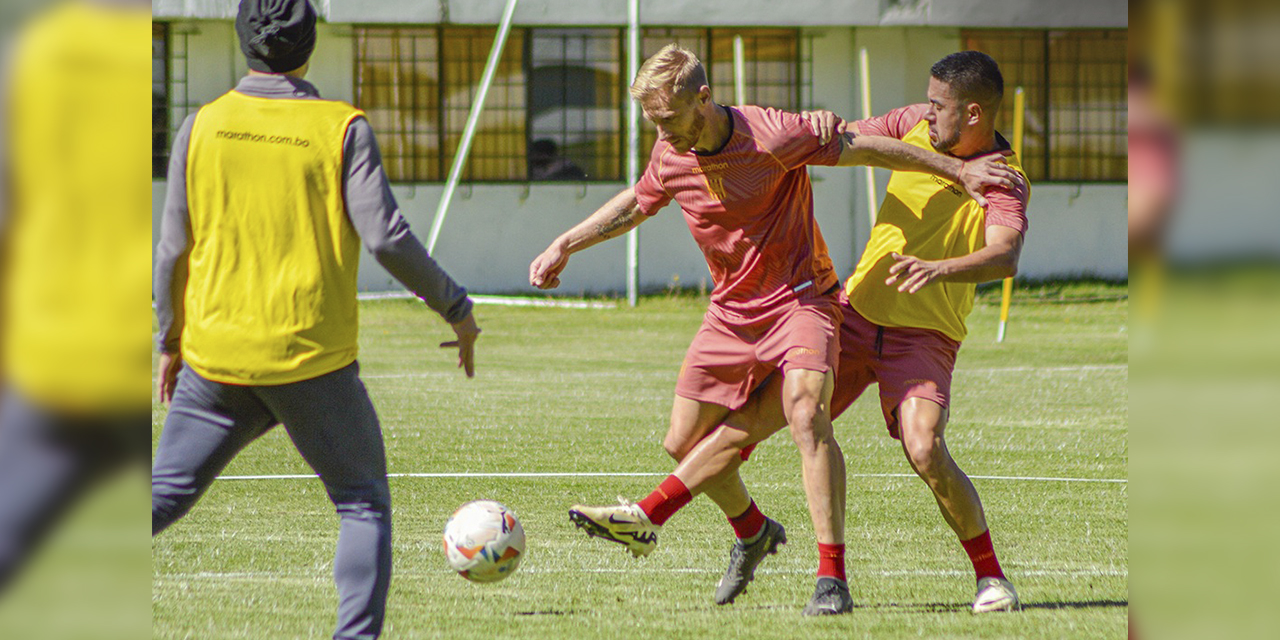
[997, 86, 1024, 343]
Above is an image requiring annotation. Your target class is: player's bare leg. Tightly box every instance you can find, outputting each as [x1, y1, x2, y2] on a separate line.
[569, 397, 771, 564]
[781, 369, 845, 548]
[664, 397, 749, 516]
[897, 399, 985, 538]
[662, 397, 793, 597]
[782, 369, 852, 615]
[663, 386, 793, 604]
[684, 371, 853, 614]
[667, 376, 788, 490]
[666, 373, 849, 610]
[897, 397, 1017, 612]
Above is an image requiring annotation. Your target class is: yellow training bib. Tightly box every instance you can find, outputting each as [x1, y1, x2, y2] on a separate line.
[3, 2, 152, 413]
[183, 90, 363, 384]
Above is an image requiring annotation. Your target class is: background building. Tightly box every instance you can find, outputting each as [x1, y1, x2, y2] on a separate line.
[152, 0, 1129, 295]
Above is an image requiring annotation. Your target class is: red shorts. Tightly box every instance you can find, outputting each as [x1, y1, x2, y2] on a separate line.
[675, 290, 841, 411]
[830, 291, 960, 439]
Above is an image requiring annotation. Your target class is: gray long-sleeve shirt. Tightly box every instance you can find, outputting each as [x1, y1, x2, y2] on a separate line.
[153, 74, 472, 353]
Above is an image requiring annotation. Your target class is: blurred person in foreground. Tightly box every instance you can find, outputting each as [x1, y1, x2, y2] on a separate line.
[0, 0, 151, 601]
[1127, 64, 1179, 262]
[1127, 57, 1179, 326]
[150, 2, 479, 639]
[667, 51, 1031, 614]
[529, 44, 1017, 615]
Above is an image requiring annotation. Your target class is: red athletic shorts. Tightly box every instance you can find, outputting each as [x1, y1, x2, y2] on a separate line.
[830, 291, 960, 439]
[675, 289, 842, 411]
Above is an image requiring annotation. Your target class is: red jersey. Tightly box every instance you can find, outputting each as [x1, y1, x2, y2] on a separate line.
[633, 105, 843, 315]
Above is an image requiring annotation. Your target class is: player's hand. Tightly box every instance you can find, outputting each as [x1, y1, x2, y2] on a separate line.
[958, 153, 1023, 208]
[440, 312, 480, 378]
[886, 252, 945, 294]
[800, 110, 848, 145]
[529, 242, 568, 289]
[158, 351, 183, 406]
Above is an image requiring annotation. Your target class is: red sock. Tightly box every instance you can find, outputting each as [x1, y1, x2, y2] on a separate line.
[817, 543, 846, 582]
[960, 529, 1005, 581]
[727, 500, 766, 540]
[636, 475, 692, 526]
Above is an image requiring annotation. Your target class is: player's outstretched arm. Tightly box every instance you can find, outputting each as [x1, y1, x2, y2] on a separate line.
[885, 225, 1023, 293]
[839, 134, 1021, 208]
[799, 110, 1022, 208]
[529, 187, 646, 289]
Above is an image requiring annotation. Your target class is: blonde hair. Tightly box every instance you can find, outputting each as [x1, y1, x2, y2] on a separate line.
[629, 44, 708, 105]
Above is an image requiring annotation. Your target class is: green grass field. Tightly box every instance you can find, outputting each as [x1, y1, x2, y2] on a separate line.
[152, 283, 1128, 639]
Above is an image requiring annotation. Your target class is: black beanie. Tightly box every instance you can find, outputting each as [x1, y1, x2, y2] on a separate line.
[235, 0, 317, 73]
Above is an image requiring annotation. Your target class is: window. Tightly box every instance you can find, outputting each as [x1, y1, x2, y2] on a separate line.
[354, 27, 442, 182]
[528, 29, 621, 181]
[441, 27, 526, 181]
[709, 29, 803, 111]
[152, 22, 168, 177]
[963, 29, 1128, 182]
[152, 22, 192, 179]
[1144, 0, 1280, 125]
[353, 26, 808, 182]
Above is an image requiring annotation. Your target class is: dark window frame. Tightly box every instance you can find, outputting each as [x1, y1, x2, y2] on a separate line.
[353, 25, 810, 184]
[962, 28, 1128, 183]
[152, 22, 169, 178]
[152, 22, 194, 180]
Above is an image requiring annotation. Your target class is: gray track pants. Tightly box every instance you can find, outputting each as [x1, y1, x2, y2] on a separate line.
[0, 388, 146, 592]
[151, 361, 391, 640]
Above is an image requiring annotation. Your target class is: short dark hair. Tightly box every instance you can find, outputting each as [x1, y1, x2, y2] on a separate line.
[930, 51, 1004, 113]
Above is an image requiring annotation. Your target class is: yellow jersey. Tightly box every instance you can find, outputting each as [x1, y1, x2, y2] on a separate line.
[846, 117, 1028, 342]
[182, 89, 364, 384]
[3, 2, 152, 412]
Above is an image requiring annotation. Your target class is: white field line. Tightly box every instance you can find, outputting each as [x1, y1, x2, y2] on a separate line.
[959, 364, 1126, 374]
[361, 362, 1126, 380]
[357, 291, 616, 309]
[160, 567, 1126, 580]
[215, 471, 1125, 483]
[514, 568, 1129, 577]
[362, 370, 672, 380]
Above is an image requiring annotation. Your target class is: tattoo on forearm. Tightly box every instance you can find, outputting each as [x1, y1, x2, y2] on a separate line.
[595, 205, 634, 239]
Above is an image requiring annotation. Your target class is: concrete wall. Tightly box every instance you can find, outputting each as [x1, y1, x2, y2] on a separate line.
[154, 20, 1130, 295]
[154, 0, 1128, 28]
[1165, 132, 1280, 262]
[1021, 184, 1128, 279]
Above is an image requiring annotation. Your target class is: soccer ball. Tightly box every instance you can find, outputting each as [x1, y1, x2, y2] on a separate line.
[442, 500, 526, 583]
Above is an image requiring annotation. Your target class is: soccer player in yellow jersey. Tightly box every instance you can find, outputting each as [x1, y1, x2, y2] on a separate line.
[653, 51, 1029, 614]
[150, 2, 478, 639]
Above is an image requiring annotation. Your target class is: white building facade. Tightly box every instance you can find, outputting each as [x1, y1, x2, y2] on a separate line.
[153, 0, 1129, 295]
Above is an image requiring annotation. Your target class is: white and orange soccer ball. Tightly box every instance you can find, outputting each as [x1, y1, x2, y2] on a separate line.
[442, 500, 526, 583]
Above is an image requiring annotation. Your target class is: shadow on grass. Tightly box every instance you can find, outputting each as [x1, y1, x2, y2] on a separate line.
[852, 600, 1128, 613]
[1021, 600, 1128, 611]
[717, 599, 1128, 614]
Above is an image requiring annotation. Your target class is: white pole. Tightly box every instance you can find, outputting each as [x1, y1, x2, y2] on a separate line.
[427, 0, 520, 254]
[859, 47, 877, 230]
[733, 35, 746, 106]
[625, 0, 641, 307]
